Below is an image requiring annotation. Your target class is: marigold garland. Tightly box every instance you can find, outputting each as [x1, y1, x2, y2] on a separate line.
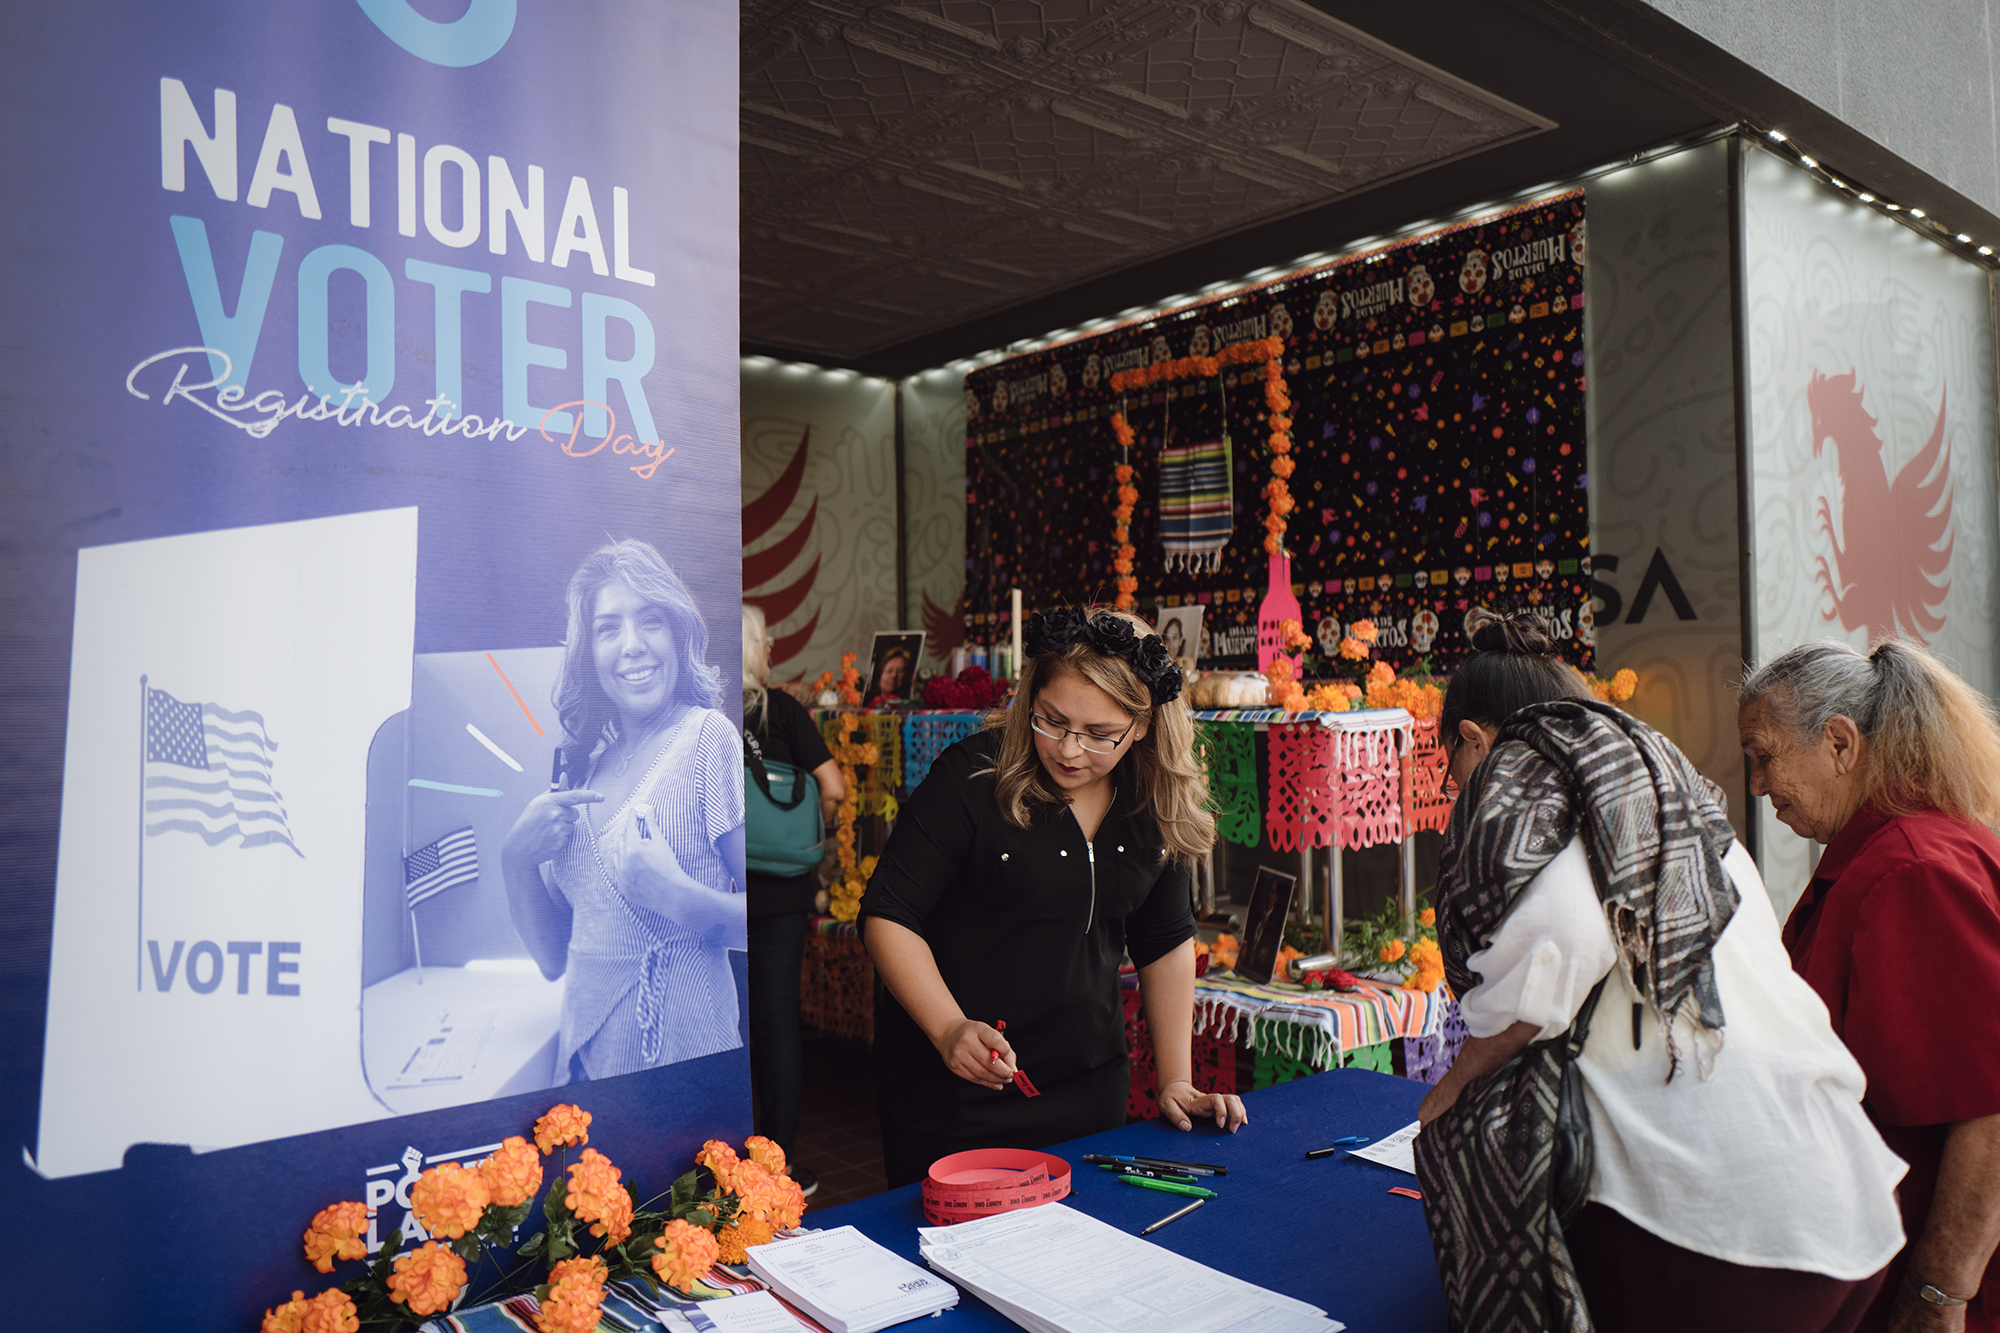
[1105, 336, 1292, 607]
[825, 694, 880, 922]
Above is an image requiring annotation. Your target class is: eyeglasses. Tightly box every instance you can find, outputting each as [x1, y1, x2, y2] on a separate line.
[1030, 711, 1136, 755]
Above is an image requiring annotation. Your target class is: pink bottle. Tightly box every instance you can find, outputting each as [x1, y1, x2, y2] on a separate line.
[1256, 550, 1303, 672]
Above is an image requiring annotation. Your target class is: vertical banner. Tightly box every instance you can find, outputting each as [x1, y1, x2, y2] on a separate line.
[0, 0, 741, 1321]
[1743, 144, 1999, 912]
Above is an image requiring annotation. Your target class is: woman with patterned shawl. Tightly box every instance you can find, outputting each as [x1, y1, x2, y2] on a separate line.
[1413, 610, 1903, 1333]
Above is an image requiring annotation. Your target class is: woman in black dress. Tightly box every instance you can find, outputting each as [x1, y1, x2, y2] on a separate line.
[861, 607, 1247, 1187]
[742, 606, 845, 1193]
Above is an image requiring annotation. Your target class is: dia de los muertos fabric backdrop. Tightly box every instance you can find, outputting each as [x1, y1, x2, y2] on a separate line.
[964, 193, 1592, 672]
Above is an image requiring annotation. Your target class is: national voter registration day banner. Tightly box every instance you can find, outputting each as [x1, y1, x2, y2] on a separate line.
[0, 1, 742, 1319]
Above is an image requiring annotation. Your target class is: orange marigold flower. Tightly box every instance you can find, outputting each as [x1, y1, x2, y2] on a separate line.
[565, 1148, 633, 1244]
[1367, 661, 1395, 689]
[1271, 455, 1296, 478]
[302, 1200, 368, 1273]
[1113, 463, 1134, 483]
[409, 1161, 489, 1240]
[478, 1136, 544, 1208]
[538, 1258, 608, 1333]
[1115, 576, 1138, 594]
[744, 1133, 788, 1175]
[302, 1289, 360, 1333]
[1379, 938, 1408, 963]
[1350, 619, 1379, 643]
[1419, 907, 1437, 927]
[1263, 534, 1282, 555]
[387, 1242, 468, 1317]
[1210, 933, 1240, 969]
[654, 1218, 721, 1294]
[1404, 966, 1445, 993]
[716, 1216, 777, 1264]
[767, 1174, 807, 1230]
[534, 1103, 592, 1155]
[1338, 637, 1370, 662]
[1410, 938, 1443, 971]
[262, 1292, 310, 1333]
[1611, 668, 1639, 703]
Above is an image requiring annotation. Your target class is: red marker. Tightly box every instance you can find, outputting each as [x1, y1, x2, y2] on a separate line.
[990, 1021, 1040, 1096]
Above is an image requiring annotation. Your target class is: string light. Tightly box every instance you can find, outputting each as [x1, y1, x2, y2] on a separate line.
[1767, 129, 1787, 141]
[1800, 155, 1818, 168]
[1910, 208, 1926, 217]
[1858, 192, 1876, 202]
[1960, 233, 1973, 242]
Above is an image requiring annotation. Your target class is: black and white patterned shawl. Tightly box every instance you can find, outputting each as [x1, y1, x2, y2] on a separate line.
[1414, 701, 1739, 1333]
[1438, 698, 1739, 1078]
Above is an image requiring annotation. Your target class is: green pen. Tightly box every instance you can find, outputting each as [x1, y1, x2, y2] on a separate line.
[1117, 1174, 1217, 1200]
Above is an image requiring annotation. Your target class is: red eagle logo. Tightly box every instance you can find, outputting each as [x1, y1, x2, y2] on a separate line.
[1809, 371, 1954, 644]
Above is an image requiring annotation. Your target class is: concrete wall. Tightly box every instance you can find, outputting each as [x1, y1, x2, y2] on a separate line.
[1633, 0, 2000, 217]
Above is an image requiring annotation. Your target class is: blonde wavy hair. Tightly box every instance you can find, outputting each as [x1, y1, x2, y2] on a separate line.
[983, 609, 1215, 863]
[1740, 637, 2000, 827]
[742, 604, 770, 730]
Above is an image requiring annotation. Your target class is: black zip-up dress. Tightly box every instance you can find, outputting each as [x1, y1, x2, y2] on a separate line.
[859, 730, 1194, 1186]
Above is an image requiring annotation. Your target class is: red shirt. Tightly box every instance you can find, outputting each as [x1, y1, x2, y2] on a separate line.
[1785, 805, 2000, 1326]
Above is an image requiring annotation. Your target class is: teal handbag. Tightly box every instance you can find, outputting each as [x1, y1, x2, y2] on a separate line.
[744, 732, 825, 877]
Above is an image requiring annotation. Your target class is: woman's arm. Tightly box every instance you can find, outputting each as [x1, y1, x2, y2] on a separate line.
[811, 758, 844, 825]
[1140, 938, 1248, 1132]
[863, 917, 1015, 1090]
[1417, 1022, 1540, 1124]
[1890, 1111, 2000, 1333]
[500, 789, 601, 980]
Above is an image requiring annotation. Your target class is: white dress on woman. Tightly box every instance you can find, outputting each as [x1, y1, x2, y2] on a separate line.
[1456, 837, 1905, 1278]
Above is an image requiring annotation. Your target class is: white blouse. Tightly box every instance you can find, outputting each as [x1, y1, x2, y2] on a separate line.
[1457, 837, 1906, 1278]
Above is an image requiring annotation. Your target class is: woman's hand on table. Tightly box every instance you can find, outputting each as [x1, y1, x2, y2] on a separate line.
[1159, 1079, 1248, 1132]
[502, 789, 604, 867]
[934, 1019, 1017, 1091]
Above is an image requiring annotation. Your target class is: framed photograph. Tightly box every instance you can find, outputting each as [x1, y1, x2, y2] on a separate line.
[1155, 605, 1202, 670]
[1236, 865, 1299, 984]
[866, 631, 925, 703]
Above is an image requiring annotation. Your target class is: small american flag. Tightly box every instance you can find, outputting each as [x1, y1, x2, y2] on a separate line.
[144, 685, 301, 855]
[405, 826, 479, 908]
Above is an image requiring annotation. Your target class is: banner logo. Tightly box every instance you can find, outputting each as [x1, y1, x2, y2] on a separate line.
[355, 0, 516, 67]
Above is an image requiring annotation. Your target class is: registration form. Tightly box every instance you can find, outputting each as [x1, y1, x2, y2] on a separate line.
[918, 1203, 1344, 1333]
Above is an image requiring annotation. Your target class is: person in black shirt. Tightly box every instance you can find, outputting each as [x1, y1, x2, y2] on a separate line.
[743, 607, 844, 1192]
[861, 607, 1247, 1187]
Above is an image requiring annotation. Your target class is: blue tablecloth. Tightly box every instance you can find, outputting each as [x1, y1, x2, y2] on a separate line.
[807, 1068, 1445, 1332]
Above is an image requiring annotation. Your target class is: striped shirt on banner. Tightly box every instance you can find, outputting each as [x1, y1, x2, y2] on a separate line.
[405, 827, 480, 908]
[143, 685, 302, 855]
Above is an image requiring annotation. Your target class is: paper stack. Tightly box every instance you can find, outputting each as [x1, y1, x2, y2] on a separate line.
[744, 1225, 960, 1333]
[917, 1203, 1345, 1333]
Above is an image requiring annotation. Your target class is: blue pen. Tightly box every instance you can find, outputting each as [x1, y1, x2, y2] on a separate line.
[1303, 1136, 1370, 1160]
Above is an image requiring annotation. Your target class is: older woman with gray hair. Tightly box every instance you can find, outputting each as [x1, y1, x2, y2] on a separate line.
[1740, 639, 2000, 1333]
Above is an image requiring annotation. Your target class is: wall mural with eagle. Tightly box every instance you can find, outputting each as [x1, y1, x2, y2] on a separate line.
[1743, 144, 1998, 898]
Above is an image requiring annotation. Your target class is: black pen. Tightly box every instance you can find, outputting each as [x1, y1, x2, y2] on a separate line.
[1082, 1153, 1226, 1177]
[1097, 1163, 1198, 1183]
[1140, 1198, 1206, 1236]
[1129, 1155, 1226, 1178]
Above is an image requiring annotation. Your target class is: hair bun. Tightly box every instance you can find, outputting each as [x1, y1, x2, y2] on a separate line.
[1464, 607, 1558, 656]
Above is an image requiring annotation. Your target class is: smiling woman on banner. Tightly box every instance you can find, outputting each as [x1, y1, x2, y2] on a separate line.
[861, 607, 1246, 1188]
[502, 539, 746, 1082]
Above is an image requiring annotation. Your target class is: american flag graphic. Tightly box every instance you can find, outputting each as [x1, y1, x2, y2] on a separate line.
[144, 685, 302, 855]
[405, 826, 479, 908]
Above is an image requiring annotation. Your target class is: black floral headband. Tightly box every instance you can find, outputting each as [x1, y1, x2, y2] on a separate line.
[1023, 607, 1184, 707]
